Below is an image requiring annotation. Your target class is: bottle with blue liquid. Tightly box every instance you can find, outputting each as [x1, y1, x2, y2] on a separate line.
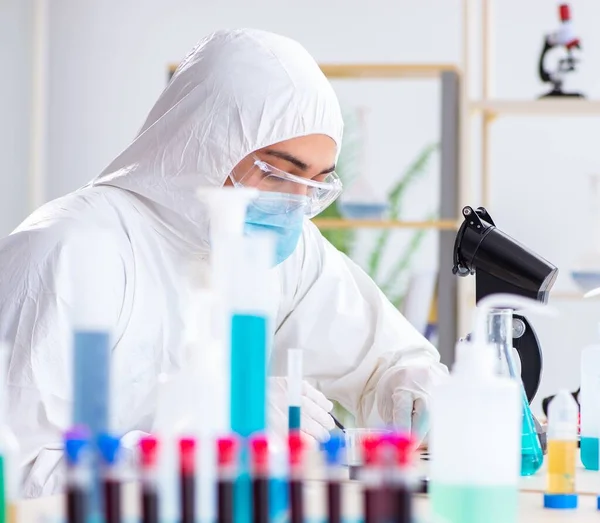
[580, 334, 600, 470]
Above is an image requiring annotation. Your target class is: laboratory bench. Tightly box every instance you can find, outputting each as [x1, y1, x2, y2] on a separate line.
[13, 464, 600, 522]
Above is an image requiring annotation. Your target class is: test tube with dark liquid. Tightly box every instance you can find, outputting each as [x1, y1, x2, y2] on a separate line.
[65, 428, 92, 523]
[217, 436, 238, 523]
[139, 436, 160, 523]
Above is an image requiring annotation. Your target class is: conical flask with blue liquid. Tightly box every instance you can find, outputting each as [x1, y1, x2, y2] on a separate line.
[473, 295, 558, 476]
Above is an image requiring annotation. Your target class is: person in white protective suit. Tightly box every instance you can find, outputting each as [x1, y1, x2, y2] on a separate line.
[0, 28, 448, 497]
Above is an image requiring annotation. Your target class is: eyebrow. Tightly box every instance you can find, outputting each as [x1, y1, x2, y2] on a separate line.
[264, 149, 336, 175]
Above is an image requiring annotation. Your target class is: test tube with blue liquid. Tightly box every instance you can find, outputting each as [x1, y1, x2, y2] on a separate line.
[287, 349, 302, 433]
[69, 242, 113, 519]
[487, 308, 544, 476]
[229, 232, 273, 523]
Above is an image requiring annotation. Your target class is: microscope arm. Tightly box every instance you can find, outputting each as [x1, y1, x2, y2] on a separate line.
[538, 37, 554, 84]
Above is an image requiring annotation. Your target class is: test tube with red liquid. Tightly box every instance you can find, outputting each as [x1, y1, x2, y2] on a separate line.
[179, 437, 197, 523]
[250, 435, 269, 523]
[217, 436, 238, 523]
[288, 433, 305, 523]
[361, 435, 383, 523]
[139, 436, 160, 523]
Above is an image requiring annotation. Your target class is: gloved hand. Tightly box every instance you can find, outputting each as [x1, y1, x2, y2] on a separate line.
[377, 362, 449, 444]
[268, 377, 335, 444]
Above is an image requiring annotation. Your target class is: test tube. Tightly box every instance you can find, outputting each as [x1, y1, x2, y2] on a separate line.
[217, 437, 238, 523]
[288, 433, 304, 523]
[65, 428, 91, 523]
[322, 436, 344, 523]
[287, 349, 303, 433]
[139, 436, 160, 523]
[179, 437, 197, 523]
[250, 435, 269, 523]
[97, 433, 122, 523]
[544, 389, 579, 509]
[361, 436, 383, 523]
[390, 434, 415, 523]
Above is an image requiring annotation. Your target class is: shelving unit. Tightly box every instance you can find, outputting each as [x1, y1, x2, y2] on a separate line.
[319, 63, 457, 79]
[463, 0, 600, 209]
[470, 99, 600, 116]
[311, 218, 458, 230]
[316, 63, 461, 365]
[460, 0, 600, 335]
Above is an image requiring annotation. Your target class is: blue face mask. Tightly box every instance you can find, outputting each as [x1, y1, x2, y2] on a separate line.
[244, 196, 306, 266]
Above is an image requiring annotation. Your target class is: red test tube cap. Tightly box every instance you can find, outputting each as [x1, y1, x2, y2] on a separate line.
[559, 4, 571, 21]
[250, 434, 269, 473]
[392, 433, 416, 467]
[361, 435, 381, 466]
[288, 432, 304, 467]
[217, 436, 238, 467]
[139, 436, 159, 469]
[179, 437, 197, 475]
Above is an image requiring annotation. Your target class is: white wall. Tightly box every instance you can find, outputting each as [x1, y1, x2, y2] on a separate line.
[0, 0, 33, 235]
[5, 0, 600, 413]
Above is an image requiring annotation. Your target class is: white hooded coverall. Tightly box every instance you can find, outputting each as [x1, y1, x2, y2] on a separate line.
[0, 28, 444, 497]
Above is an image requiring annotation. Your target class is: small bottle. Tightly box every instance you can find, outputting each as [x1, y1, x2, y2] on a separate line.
[544, 390, 578, 509]
[580, 333, 600, 470]
[430, 340, 521, 523]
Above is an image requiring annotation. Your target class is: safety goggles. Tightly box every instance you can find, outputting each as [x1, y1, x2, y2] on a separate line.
[230, 156, 343, 218]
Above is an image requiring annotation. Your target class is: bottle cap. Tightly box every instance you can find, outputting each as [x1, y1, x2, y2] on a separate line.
[544, 493, 578, 509]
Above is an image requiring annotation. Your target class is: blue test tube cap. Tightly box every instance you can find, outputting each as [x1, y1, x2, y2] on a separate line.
[322, 435, 344, 465]
[97, 433, 121, 465]
[543, 493, 578, 509]
[64, 426, 91, 465]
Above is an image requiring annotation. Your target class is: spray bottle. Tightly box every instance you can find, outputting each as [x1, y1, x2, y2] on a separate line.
[429, 338, 521, 523]
[470, 294, 558, 476]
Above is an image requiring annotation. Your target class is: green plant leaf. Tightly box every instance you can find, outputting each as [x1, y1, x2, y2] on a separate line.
[367, 142, 438, 280]
[388, 142, 439, 216]
[380, 210, 438, 305]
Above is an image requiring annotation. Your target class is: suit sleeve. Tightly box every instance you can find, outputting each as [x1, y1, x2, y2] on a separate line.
[0, 227, 131, 497]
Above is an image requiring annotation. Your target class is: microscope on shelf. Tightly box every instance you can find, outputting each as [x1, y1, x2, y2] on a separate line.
[538, 3, 584, 98]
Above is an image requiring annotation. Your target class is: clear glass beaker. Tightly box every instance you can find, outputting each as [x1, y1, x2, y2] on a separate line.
[487, 309, 544, 476]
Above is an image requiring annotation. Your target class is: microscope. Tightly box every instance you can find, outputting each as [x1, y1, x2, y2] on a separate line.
[538, 3, 584, 98]
[452, 206, 558, 403]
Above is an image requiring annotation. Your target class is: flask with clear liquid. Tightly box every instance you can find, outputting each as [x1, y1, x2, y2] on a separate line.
[474, 295, 558, 476]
